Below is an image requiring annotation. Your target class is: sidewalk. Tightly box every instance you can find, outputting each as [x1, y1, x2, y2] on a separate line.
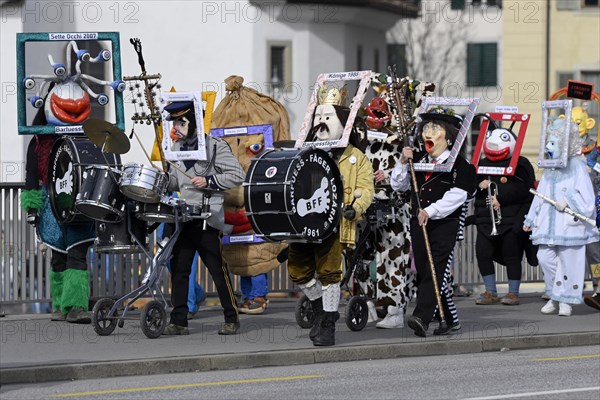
[1, 293, 599, 385]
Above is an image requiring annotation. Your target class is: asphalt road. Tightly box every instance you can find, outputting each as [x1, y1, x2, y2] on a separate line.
[1, 345, 599, 399]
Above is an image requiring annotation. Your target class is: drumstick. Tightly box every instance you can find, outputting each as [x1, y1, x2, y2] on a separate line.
[130, 129, 159, 169]
[165, 159, 195, 181]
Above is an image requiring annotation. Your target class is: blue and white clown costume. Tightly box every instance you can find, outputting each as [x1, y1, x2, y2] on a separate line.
[524, 119, 599, 308]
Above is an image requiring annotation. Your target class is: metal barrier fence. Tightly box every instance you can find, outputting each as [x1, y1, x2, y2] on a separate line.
[1, 183, 543, 307]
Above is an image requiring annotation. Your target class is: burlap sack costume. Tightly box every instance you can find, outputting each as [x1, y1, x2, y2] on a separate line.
[212, 75, 290, 277]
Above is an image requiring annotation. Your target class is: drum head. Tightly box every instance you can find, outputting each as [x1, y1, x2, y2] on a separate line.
[48, 137, 120, 223]
[245, 148, 342, 242]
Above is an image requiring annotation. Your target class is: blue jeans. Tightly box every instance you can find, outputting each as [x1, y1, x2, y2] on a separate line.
[240, 273, 269, 300]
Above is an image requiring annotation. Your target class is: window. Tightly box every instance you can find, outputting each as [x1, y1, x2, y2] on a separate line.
[267, 42, 292, 91]
[374, 48, 380, 73]
[357, 45, 363, 71]
[451, 0, 466, 9]
[583, 0, 599, 7]
[387, 44, 407, 77]
[467, 43, 498, 87]
[557, 72, 574, 90]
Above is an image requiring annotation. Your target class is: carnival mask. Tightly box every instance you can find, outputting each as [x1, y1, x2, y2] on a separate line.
[483, 128, 516, 161]
[44, 80, 91, 125]
[545, 132, 561, 160]
[365, 97, 392, 130]
[421, 122, 448, 158]
[312, 104, 344, 141]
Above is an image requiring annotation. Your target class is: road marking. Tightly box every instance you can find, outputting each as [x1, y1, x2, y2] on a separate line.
[51, 375, 323, 398]
[532, 354, 600, 361]
[464, 386, 600, 400]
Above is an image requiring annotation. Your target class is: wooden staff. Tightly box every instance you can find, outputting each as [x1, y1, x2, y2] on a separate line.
[388, 67, 447, 331]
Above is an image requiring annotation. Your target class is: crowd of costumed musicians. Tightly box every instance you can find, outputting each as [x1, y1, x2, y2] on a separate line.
[17, 33, 600, 342]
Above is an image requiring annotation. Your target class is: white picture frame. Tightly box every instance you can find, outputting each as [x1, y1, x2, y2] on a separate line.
[160, 91, 207, 161]
[538, 99, 572, 169]
[294, 70, 373, 149]
[412, 97, 480, 172]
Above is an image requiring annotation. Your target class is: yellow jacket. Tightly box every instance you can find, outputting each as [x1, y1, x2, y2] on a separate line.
[338, 145, 374, 246]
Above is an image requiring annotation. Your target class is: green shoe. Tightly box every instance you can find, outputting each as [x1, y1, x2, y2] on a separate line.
[218, 322, 240, 335]
[163, 323, 189, 335]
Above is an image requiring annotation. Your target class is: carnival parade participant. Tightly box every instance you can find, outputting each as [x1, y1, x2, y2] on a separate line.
[22, 134, 96, 324]
[356, 83, 418, 329]
[473, 123, 536, 306]
[391, 108, 477, 337]
[584, 143, 600, 311]
[288, 87, 374, 346]
[523, 119, 599, 317]
[161, 101, 245, 335]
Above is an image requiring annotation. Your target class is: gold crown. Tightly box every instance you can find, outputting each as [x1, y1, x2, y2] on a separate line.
[318, 85, 348, 106]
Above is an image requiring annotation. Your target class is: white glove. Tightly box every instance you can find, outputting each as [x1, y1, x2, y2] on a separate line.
[555, 199, 568, 212]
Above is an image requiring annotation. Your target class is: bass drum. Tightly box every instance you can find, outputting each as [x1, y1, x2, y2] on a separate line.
[244, 148, 342, 243]
[48, 137, 120, 224]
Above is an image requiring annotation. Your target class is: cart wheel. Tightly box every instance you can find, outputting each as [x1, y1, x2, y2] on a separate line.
[295, 295, 316, 329]
[345, 296, 368, 331]
[92, 298, 117, 336]
[140, 300, 167, 339]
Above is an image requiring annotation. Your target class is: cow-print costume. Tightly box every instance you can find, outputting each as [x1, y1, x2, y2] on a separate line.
[355, 138, 416, 312]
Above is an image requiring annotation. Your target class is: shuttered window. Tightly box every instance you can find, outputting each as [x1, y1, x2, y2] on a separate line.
[467, 43, 498, 87]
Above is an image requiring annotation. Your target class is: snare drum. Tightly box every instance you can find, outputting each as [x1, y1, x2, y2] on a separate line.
[49, 137, 120, 224]
[95, 211, 148, 253]
[135, 198, 203, 223]
[244, 148, 342, 242]
[75, 166, 126, 222]
[119, 163, 168, 203]
[135, 199, 178, 223]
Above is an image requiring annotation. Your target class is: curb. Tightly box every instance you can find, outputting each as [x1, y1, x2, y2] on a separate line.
[2, 332, 599, 385]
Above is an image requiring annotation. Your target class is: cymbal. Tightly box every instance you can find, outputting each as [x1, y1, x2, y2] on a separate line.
[83, 119, 131, 154]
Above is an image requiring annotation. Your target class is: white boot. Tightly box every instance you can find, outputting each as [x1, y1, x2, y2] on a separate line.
[367, 300, 378, 323]
[376, 306, 404, 329]
[541, 299, 557, 314]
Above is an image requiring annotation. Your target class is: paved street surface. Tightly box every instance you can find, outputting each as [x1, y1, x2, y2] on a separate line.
[1, 345, 599, 399]
[0, 293, 599, 386]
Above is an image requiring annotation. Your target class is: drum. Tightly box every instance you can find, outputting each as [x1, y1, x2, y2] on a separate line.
[244, 148, 342, 242]
[119, 163, 168, 203]
[135, 198, 202, 223]
[75, 166, 126, 223]
[95, 211, 148, 253]
[48, 137, 120, 224]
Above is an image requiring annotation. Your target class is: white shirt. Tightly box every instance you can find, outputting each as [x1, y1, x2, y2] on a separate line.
[390, 149, 468, 220]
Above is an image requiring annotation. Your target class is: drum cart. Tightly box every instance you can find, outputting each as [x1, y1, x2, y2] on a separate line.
[295, 194, 403, 331]
[91, 200, 211, 339]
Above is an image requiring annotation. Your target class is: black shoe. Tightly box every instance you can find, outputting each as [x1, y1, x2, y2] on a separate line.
[313, 312, 337, 346]
[65, 308, 91, 324]
[218, 322, 240, 335]
[407, 315, 428, 337]
[163, 323, 190, 335]
[433, 322, 452, 336]
[584, 293, 600, 311]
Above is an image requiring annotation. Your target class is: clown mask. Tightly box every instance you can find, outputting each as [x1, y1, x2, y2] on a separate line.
[483, 128, 516, 162]
[421, 122, 448, 158]
[44, 80, 91, 126]
[312, 104, 344, 141]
